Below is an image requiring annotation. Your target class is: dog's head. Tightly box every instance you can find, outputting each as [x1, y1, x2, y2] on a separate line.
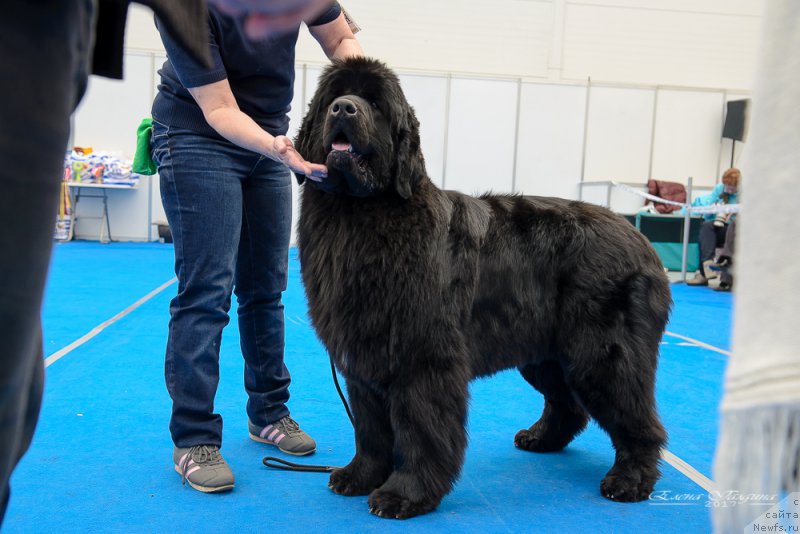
[294, 57, 426, 199]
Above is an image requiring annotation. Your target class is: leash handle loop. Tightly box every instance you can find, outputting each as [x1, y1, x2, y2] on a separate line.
[262, 456, 336, 473]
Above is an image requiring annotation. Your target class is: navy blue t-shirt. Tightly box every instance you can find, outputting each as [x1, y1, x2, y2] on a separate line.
[152, 3, 341, 138]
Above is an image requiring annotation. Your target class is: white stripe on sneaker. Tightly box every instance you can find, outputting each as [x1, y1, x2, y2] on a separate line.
[260, 425, 273, 439]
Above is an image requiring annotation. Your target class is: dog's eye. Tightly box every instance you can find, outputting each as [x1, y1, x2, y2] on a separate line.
[370, 101, 379, 110]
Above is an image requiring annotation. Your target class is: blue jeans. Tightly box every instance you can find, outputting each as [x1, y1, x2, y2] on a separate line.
[152, 121, 292, 448]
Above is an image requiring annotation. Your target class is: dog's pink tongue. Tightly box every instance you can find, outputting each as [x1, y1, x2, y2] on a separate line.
[332, 141, 351, 151]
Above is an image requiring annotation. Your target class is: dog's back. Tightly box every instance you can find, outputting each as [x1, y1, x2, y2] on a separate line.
[437, 190, 671, 377]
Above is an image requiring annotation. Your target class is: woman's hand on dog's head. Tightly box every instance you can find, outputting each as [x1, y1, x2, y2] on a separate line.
[272, 135, 327, 181]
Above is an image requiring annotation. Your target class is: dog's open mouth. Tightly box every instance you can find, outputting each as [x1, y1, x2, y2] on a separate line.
[328, 131, 365, 161]
[331, 132, 355, 153]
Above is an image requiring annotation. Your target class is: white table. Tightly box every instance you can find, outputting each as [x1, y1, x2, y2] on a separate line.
[67, 181, 139, 243]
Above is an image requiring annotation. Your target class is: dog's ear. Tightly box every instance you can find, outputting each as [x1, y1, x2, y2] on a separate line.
[293, 70, 331, 185]
[393, 106, 426, 199]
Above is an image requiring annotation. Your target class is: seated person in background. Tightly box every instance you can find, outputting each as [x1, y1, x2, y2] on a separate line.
[686, 168, 741, 287]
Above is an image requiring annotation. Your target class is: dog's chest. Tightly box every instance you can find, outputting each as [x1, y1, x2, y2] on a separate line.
[299, 200, 444, 365]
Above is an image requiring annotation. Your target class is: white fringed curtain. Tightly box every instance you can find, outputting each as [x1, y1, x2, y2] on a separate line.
[713, 1, 800, 532]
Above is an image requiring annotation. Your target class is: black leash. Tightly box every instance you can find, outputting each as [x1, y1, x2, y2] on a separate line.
[262, 354, 354, 473]
[261, 457, 337, 473]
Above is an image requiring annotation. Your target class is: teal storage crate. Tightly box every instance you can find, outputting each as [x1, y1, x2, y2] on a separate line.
[622, 214, 704, 272]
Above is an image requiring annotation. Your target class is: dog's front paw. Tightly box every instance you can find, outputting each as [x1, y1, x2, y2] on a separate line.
[328, 464, 385, 496]
[368, 487, 436, 519]
[600, 472, 654, 502]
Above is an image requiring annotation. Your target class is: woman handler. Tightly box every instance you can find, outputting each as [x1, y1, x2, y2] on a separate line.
[151, 0, 362, 493]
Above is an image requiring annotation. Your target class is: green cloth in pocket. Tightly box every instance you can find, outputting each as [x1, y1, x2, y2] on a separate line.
[132, 117, 157, 175]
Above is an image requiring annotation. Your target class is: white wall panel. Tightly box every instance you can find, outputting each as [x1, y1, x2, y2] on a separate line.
[72, 54, 155, 240]
[578, 183, 648, 213]
[515, 83, 586, 199]
[296, 0, 554, 77]
[124, 1, 762, 90]
[583, 87, 655, 183]
[444, 78, 518, 195]
[651, 90, 724, 187]
[303, 66, 323, 112]
[398, 74, 448, 187]
[288, 66, 314, 246]
[562, 3, 760, 89]
[125, 4, 164, 51]
[73, 54, 153, 158]
[569, 0, 763, 17]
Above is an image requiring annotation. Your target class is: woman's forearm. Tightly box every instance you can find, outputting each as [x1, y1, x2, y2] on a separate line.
[204, 106, 278, 160]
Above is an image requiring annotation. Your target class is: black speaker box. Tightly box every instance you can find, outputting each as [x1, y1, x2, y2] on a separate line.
[722, 99, 750, 141]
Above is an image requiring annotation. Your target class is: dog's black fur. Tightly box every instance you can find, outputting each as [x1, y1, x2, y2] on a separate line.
[295, 57, 670, 519]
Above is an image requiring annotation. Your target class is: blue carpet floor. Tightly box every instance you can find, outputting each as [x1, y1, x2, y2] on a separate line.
[4, 242, 733, 533]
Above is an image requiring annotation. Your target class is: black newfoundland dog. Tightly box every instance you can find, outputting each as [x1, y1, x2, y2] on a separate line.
[294, 57, 670, 519]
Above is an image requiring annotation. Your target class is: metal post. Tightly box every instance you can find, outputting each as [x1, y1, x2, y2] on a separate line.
[578, 76, 591, 200]
[441, 73, 452, 189]
[680, 176, 693, 282]
[147, 175, 153, 242]
[647, 87, 659, 180]
[102, 188, 111, 243]
[510, 78, 522, 193]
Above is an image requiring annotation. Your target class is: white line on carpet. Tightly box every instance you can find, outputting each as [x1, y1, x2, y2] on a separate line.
[661, 449, 716, 493]
[665, 331, 732, 357]
[44, 277, 177, 368]
[42, 286, 722, 497]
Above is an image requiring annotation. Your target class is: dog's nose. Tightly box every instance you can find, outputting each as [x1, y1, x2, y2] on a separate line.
[330, 97, 358, 117]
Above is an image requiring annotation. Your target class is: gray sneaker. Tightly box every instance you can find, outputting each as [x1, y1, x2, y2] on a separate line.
[249, 416, 316, 456]
[173, 445, 234, 493]
[686, 271, 709, 286]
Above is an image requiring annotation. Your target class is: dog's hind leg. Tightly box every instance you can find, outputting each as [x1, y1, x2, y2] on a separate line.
[514, 360, 589, 452]
[329, 377, 394, 496]
[566, 340, 667, 503]
[368, 361, 470, 519]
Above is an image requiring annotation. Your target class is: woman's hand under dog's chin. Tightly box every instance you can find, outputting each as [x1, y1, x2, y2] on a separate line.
[272, 135, 327, 181]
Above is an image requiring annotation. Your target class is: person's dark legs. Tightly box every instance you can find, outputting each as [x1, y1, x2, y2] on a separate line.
[699, 220, 724, 263]
[0, 0, 94, 523]
[690, 220, 728, 285]
[720, 219, 736, 260]
[154, 125, 255, 448]
[235, 160, 293, 427]
[719, 220, 736, 287]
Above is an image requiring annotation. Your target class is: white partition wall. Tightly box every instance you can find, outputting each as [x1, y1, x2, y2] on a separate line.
[583, 86, 656, 183]
[303, 66, 323, 115]
[561, 1, 761, 89]
[515, 83, 587, 199]
[398, 74, 449, 187]
[69, 52, 754, 241]
[73, 54, 153, 157]
[287, 66, 324, 245]
[443, 78, 518, 195]
[71, 53, 156, 241]
[294, 0, 554, 78]
[651, 90, 725, 187]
